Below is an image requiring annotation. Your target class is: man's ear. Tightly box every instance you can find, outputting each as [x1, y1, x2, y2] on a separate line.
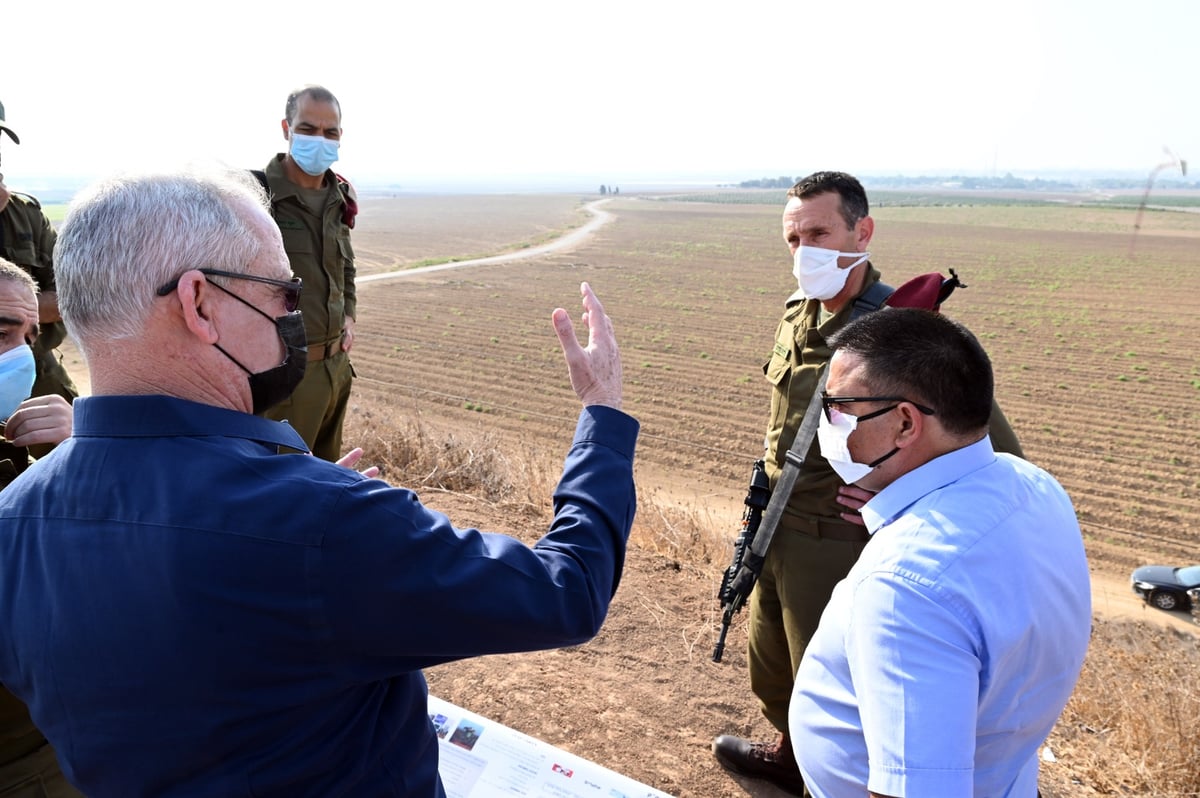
[280, 118, 291, 143]
[893, 401, 927, 449]
[175, 271, 220, 345]
[855, 215, 875, 251]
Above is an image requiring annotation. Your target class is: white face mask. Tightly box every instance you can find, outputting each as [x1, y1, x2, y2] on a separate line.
[817, 405, 898, 485]
[792, 246, 869, 300]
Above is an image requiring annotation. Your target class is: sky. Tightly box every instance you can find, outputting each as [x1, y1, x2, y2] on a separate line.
[3, 0, 1196, 192]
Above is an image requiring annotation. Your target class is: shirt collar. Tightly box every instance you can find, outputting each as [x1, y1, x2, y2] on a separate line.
[72, 395, 310, 453]
[860, 435, 995, 534]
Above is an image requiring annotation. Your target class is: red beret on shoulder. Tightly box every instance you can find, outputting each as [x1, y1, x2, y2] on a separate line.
[886, 269, 966, 312]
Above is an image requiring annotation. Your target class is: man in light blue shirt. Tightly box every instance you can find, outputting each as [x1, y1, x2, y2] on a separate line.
[789, 308, 1090, 798]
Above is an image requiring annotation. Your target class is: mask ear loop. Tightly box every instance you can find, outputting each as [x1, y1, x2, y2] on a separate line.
[843, 252, 870, 270]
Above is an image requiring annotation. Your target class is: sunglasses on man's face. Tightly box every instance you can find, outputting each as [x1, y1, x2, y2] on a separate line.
[156, 268, 302, 313]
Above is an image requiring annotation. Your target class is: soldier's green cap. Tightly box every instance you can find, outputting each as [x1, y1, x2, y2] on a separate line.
[0, 100, 20, 145]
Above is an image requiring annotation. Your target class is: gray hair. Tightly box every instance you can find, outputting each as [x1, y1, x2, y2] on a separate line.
[56, 168, 270, 345]
[0, 258, 38, 296]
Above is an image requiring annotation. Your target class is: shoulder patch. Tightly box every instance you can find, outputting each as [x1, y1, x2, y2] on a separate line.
[276, 218, 306, 231]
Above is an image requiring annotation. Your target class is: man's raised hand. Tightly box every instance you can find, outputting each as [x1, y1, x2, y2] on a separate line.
[552, 282, 622, 410]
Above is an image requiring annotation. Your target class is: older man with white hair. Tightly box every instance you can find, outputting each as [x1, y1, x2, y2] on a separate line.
[0, 168, 638, 797]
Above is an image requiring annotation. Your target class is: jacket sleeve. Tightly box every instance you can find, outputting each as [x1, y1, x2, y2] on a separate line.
[319, 405, 639, 674]
[338, 180, 357, 321]
[342, 232, 356, 321]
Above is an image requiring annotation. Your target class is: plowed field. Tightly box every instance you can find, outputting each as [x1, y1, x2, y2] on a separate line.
[351, 197, 1200, 576]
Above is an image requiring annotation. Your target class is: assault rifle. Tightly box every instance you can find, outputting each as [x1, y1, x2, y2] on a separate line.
[712, 459, 771, 662]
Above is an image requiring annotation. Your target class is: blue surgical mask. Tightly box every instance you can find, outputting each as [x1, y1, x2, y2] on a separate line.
[0, 344, 36, 422]
[289, 133, 340, 177]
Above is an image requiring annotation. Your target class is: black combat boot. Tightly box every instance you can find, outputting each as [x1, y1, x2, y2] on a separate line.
[712, 732, 806, 795]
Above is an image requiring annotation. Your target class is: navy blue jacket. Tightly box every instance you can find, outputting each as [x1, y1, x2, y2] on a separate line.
[0, 396, 638, 797]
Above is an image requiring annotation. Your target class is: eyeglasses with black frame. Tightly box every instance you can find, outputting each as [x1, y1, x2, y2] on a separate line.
[155, 269, 302, 313]
[820, 391, 936, 423]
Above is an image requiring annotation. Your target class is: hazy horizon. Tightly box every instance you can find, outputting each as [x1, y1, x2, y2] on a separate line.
[4, 0, 1196, 196]
[11, 165, 1197, 203]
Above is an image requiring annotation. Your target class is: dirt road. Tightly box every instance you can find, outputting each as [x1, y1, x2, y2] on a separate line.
[357, 198, 614, 285]
[1090, 569, 1196, 634]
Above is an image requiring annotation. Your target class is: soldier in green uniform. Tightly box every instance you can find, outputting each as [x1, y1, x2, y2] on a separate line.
[0, 100, 79, 419]
[0, 260, 78, 797]
[711, 172, 1024, 795]
[259, 85, 357, 461]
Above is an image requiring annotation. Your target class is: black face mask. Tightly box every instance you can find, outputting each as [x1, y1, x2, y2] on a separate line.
[244, 313, 308, 414]
[209, 287, 308, 414]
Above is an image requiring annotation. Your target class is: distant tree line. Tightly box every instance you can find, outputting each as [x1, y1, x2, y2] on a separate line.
[870, 173, 1077, 191]
[599, 185, 620, 195]
[738, 176, 798, 189]
[736, 173, 1200, 192]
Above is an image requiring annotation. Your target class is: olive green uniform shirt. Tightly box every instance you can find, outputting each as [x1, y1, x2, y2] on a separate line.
[258, 156, 357, 461]
[261, 155, 356, 351]
[1, 194, 62, 351]
[0, 193, 77, 404]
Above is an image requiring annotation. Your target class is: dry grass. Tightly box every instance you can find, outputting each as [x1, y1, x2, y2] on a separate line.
[1043, 618, 1200, 796]
[345, 401, 730, 566]
[627, 485, 728, 570]
[346, 402, 554, 519]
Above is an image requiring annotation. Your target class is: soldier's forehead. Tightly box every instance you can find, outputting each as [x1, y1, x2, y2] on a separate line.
[295, 97, 340, 122]
[0, 280, 36, 309]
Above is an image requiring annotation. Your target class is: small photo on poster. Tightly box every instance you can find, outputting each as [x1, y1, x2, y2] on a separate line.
[430, 713, 452, 740]
[449, 720, 485, 751]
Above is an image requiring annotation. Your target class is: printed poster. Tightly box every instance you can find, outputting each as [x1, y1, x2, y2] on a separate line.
[429, 694, 674, 798]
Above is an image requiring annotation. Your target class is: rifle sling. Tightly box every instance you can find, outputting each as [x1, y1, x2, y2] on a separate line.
[746, 368, 828, 560]
[740, 280, 894, 568]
